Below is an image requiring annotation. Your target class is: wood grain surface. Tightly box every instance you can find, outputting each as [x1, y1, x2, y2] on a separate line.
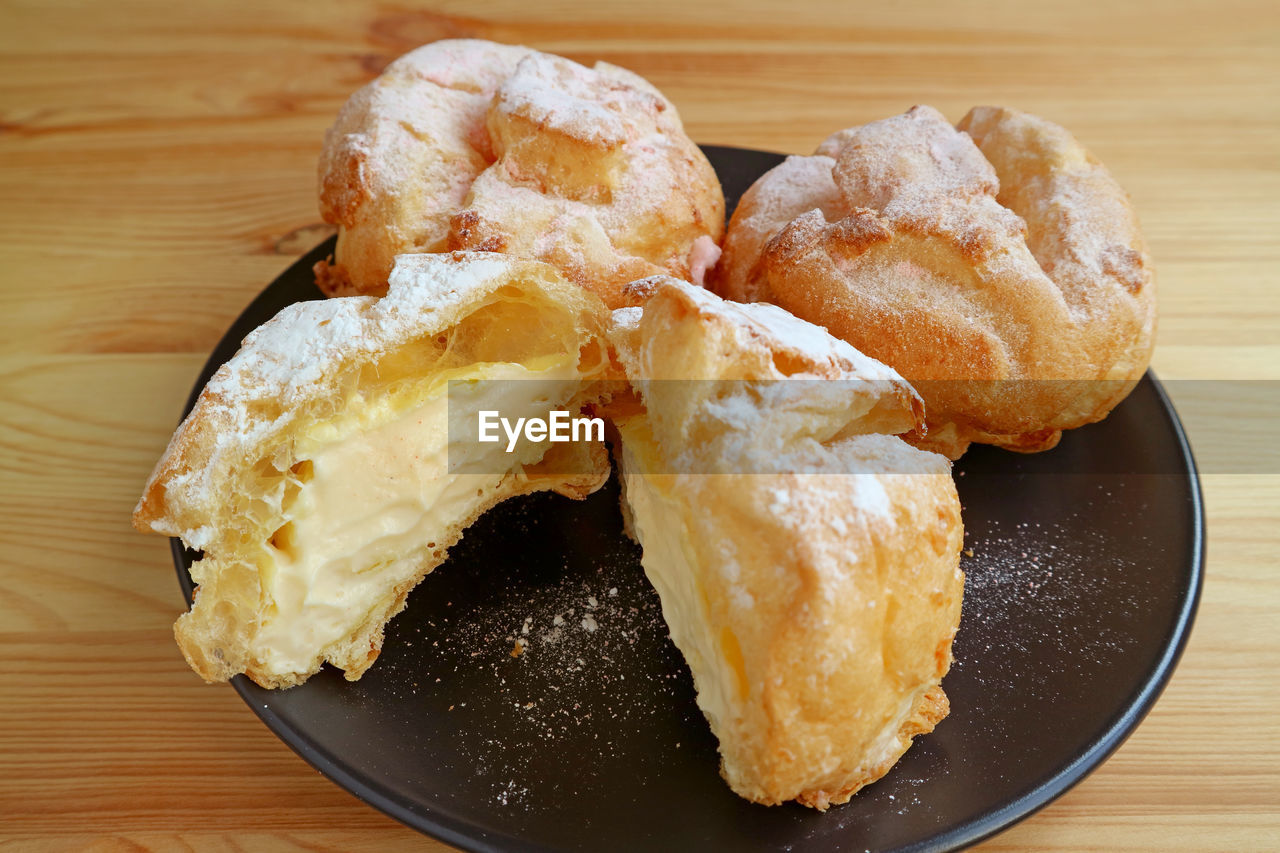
[1, 0, 1277, 849]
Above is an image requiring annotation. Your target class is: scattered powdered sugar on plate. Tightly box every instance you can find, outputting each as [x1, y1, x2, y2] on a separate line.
[831, 476, 1167, 819]
[493, 779, 530, 807]
[957, 502, 1146, 681]
[346, 469, 1172, 823]
[364, 480, 707, 812]
[937, 474, 1169, 785]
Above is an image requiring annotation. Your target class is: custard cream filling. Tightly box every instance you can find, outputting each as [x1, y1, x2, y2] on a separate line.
[618, 423, 741, 741]
[253, 355, 579, 675]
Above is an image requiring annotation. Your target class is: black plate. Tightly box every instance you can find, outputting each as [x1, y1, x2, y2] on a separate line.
[172, 146, 1203, 852]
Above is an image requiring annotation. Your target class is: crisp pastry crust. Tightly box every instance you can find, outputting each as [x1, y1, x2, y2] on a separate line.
[609, 278, 964, 808]
[134, 252, 611, 688]
[714, 105, 1157, 457]
[316, 39, 724, 308]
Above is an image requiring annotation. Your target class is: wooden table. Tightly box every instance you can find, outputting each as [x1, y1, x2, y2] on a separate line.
[2, 1, 1276, 849]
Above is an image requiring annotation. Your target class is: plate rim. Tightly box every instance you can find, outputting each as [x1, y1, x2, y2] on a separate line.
[169, 145, 1205, 853]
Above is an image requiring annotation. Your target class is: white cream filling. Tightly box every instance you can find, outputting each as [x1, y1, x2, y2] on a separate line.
[619, 432, 740, 741]
[253, 356, 579, 676]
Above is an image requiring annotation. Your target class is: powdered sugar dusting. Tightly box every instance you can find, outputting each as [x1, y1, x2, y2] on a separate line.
[610, 305, 642, 333]
[672, 278, 908, 385]
[495, 53, 631, 147]
[137, 252, 546, 544]
[958, 518, 1141, 674]
[320, 39, 723, 307]
[213, 253, 508, 396]
[362, 482, 705, 813]
[959, 105, 1154, 322]
[305, 456, 1180, 838]
[833, 105, 999, 216]
[952, 478, 1152, 706]
[715, 153, 846, 302]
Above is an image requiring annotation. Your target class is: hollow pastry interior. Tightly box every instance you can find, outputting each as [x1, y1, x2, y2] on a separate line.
[134, 253, 611, 688]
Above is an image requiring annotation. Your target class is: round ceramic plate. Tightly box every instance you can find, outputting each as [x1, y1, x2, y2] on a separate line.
[171, 146, 1203, 852]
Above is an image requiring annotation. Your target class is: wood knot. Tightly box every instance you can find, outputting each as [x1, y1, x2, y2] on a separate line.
[273, 223, 336, 256]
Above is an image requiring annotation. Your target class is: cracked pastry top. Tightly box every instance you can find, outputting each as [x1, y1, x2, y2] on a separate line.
[316, 39, 725, 309]
[713, 105, 1156, 458]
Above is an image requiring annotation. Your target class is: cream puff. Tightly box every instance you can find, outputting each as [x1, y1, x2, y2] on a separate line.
[609, 277, 964, 808]
[135, 253, 611, 688]
[316, 39, 724, 309]
[714, 105, 1156, 457]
